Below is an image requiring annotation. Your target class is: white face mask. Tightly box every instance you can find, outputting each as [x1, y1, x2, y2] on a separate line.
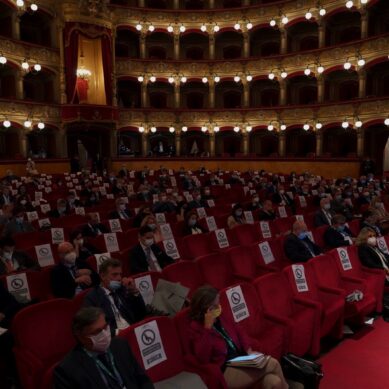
[119, 204, 126, 211]
[64, 251, 77, 264]
[3, 250, 13, 260]
[144, 238, 154, 247]
[77, 239, 84, 246]
[89, 327, 111, 353]
[323, 203, 331, 210]
[367, 237, 377, 246]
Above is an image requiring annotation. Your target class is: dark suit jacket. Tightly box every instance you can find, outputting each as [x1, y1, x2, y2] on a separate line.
[47, 209, 70, 219]
[54, 338, 154, 389]
[324, 226, 353, 249]
[358, 244, 389, 270]
[0, 283, 21, 328]
[108, 209, 132, 220]
[82, 223, 109, 238]
[284, 233, 322, 263]
[84, 286, 147, 335]
[0, 250, 39, 275]
[313, 209, 334, 227]
[129, 243, 174, 274]
[258, 210, 276, 221]
[182, 223, 205, 236]
[50, 260, 100, 299]
[3, 220, 35, 236]
[272, 192, 294, 207]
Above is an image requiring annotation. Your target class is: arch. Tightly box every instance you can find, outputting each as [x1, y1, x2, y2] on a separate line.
[148, 81, 174, 108]
[325, 70, 359, 102]
[249, 129, 279, 156]
[250, 79, 279, 107]
[0, 63, 17, 99]
[325, 11, 361, 46]
[0, 126, 20, 159]
[368, 0, 389, 36]
[364, 124, 389, 174]
[146, 32, 174, 60]
[117, 130, 142, 156]
[366, 60, 389, 97]
[215, 130, 242, 157]
[250, 27, 280, 57]
[115, 28, 140, 57]
[19, 9, 53, 47]
[181, 81, 208, 109]
[285, 127, 316, 157]
[0, 0, 14, 38]
[181, 131, 209, 156]
[215, 81, 243, 109]
[287, 20, 319, 52]
[322, 126, 357, 157]
[287, 75, 317, 105]
[27, 127, 57, 159]
[215, 31, 243, 60]
[117, 79, 141, 108]
[23, 71, 56, 103]
[180, 32, 208, 59]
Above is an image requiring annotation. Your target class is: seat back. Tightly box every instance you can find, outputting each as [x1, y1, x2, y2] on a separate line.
[234, 224, 260, 246]
[183, 233, 212, 260]
[283, 263, 319, 300]
[227, 246, 260, 280]
[310, 254, 342, 289]
[328, 245, 362, 278]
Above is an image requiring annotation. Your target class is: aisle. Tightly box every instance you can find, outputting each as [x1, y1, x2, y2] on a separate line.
[319, 318, 389, 389]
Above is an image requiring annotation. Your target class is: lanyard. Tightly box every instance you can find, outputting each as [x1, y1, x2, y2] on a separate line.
[94, 351, 124, 388]
[213, 324, 238, 353]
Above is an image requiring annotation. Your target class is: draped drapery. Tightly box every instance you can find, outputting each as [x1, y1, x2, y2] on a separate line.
[101, 34, 113, 105]
[64, 26, 79, 104]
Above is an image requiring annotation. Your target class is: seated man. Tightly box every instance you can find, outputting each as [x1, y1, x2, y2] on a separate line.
[0, 236, 38, 275]
[82, 212, 109, 237]
[108, 198, 132, 220]
[152, 192, 177, 214]
[324, 214, 354, 249]
[129, 226, 174, 274]
[284, 221, 322, 263]
[314, 197, 334, 227]
[84, 259, 147, 335]
[48, 198, 69, 218]
[54, 307, 154, 389]
[258, 200, 276, 221]
[51, 242, 100, 299]
[2, 207, 35, 236]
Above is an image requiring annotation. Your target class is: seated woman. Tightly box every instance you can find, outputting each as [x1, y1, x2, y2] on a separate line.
[227, 203, 247, 229]
[69, 229, 98, 262]
[182, 210, 205, 236]
[187, 285, 288, 389]
[140, 214, 163, 243]
[369, 197, 389, 235]
[133, 205, 153, 228]
[356, 227, 389, 284]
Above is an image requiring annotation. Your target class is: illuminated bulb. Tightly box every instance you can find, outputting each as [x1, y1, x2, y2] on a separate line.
[303, 124, 310, 131]
[305, 12, 312, 20]
[136, 24, 142, 31]
[385, 118, 389, 126]
[200, 25, 207, 32]
[179, 25, 186, 33]
[268, 124, 274, 131]
[3, 120, 11, 128]
[355, 120, 363, 128]
[346, 1, 354, 9]
[280, 124, 287, 131]
[214, 76, 220, 83]
[33, 64, 41, 72]
[21, 60, 29, 70]
[149, 76, 156, 83]
[150, 126, 157, 133]
[319, 8, 326, 16]
[246, 75, 253, 82]
[213, 25, 220, 32]
[270, 19, 276, 27]
[201, 126, 208, 132]
[281, 16, 289, 25]
[233, 126, 240, 133]
[281, 71, 288, 79]
[167, 25, 174, 33]
[268, 72, 275, 80]
[246, 126, 252, 132]
[315, 122, 323, 129]
[148, 25, 155, 32]
[30, 3, 38, 11]
[180, 76, 187, 83]
[234, 23, 240, 30]
[182, 126, 188, 132]
[234, 76, 240, 83]
[202, 77, 208, 83]
[343, 61, 352, 70]
[317, 65, 324, 74]
[0, 55, 6, 65]
[361, 0, 368, 4]
[342, 121, 349, 129]
[16, 0, 24, 6]
[246, 22, 253, 30]
[304, 68, 311, 76]
[168, 77, 175, 84]
[169, 127, 175, 133]
[137, 76, 144, 82]
[213, 126, 220, 132]
[357, 58, 365, 67]
[138, 126, 145, 133]
[24, 120, 32, 128]
[37, 121, 45, 130]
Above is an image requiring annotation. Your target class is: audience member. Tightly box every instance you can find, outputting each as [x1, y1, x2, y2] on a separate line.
[82, 212, 109, 237]
[182, 210, 205, 235]
[324, 214, 354, 249]
[186, 189, 207, 211]
[3, 207, 35, 236]
[109, 198, 132, 220]
[360, 210, 382, 237]
[70, 229, 98, 262]
[227, 203, 246, 229]
[314, 198, 334, 227]
[247, 194, 262, 211]
[133, 205, 152, 228]
[140, 215, 163, 243]
[48, 198, 69, 218]
[258, 200, 277, 221]
[152, 192, 176, 213]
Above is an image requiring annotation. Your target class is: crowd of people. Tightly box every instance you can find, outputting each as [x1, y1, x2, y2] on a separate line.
[0, 164, 388, 389]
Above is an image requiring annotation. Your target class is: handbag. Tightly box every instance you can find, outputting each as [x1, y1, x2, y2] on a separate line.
[281, 353, 323, 389]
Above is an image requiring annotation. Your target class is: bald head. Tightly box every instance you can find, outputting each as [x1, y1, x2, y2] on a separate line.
[58, 242, 74, 256]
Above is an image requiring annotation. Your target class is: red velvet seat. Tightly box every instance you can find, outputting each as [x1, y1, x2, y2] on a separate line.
[182, 233, 212, 260]
[234, 223, 261, 246]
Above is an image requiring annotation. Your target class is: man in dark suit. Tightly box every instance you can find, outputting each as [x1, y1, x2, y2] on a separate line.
[284, 221, 322, 263]
[0, 186, 14, 207]
[324, 214, 354, 249]
[2, 207, 35, 237]
[314, 198, 334, 227]
[129, 226, 174, 274]
[0, 236, 38, 275]
[258, 200, 276, 221]
[82, 212, 109, 237]
[48, 198, 70, 219]
[54, 306, 154, 389]
[272, 185, 294, 208]
[51, 242, 100, 299]
[108, 198, 132, 220]
[84, 259, 147, 335]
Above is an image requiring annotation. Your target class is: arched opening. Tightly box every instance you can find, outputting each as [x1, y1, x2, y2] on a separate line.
[117, 79, 141, 108]
[250, 27, 280, 57]
[368, 0, 389, 36]
[215, 31, 243, 59]
[322, 126, 357, 157]
[366, 61, 389, 97]
[181, 131, 209, 156]
[285, 127, 316, 157]
[184, 0, 205, 9]
[250, 79, 279, 107]
[0, 126, 20, 159]
[110, 0, 138, 5]
[181, 81, 208, 109]
[0, 62, 17, 99]
[27, 127, 57, 159]
[325, 11, 361, 46]
[146, 32, 173, 59]
[215, 130, 242, 156]
[249, 129, 279, 156]
[117, 130, 142, 156]
[0, 1, 14, 39]
[287, 21, 319, 52]
[287, 75, 317, 105]
[19, 9, 53, 47]
[23, 69, 56, 103]
[325, 70, 359, 102]
[115, 28, 140, 57]
[364, 124, 389, 174]
[215, 81, 243, 108]
[148, 81, 174, 108]
[149, 130, 175, 156]
[180, 33, 208, 60]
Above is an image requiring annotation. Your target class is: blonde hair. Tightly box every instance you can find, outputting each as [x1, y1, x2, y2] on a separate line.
[355, 227, 376, 246]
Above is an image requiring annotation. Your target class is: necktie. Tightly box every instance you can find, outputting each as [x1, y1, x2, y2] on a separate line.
[121, 211, 128, 220]
[97, 354, 122, 389]
[5, 259, 14, 273]
[145, 246, 158, 271]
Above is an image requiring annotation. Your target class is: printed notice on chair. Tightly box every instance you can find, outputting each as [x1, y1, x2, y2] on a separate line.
[206, 216, 217, 231]
[160, 223, 174, 240]
[244, 211, 254, 224]
[104, 233, 119, 252]
[215, 229, 229, 249]
[258, 241, 275, 264]
[292, 264, 309, 292]
[6, 273, 31, 303]
[35, 244, 55, 267]
[260, 221, 272, 238]
[51, 228, 65, 244]
[135, 274, 155, 305]
[377, 237, 389, 255]
[109, 219, 122, 233]
[95, 253, 111, 271]
[162, 238, 180, 260]
[135, 320, 167, 370]
[336, 248, 352, 271]
[226, 285, 249, 323]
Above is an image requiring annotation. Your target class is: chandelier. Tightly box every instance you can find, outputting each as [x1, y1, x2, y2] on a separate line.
[76, 44, 91, 79]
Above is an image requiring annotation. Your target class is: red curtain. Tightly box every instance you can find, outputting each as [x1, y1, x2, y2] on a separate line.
[101, 34, 113, 105]
[64, 26, 79, 103]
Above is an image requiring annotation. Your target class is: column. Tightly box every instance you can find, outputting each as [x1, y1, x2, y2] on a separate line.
[142, 132, 148, 156]
[174, 82, 181, 108]
[361, 11, 369, 39]
[318, 22, 326, 48]
[58, 21, 67, 104]
[243, 32, 250, 58]
[141, 81, 148, 107]
[280, 28, 288, 54]
[358, 70, 366, 99]
[209, 80, 215, 108]
[140, 33, 146, 59]
[19, 130, 28, 158]
[173, 0, 179, 8]
[278, 132, 286, 157]
[174, 34, 180, 60]
[357, 128, 365, 157]
[138, 0, 145, 6]
[242, 132, 249, 155]
[12, 13, 20, 40]
[209, 132, 216, 157]
[16, 70, 24, 100]
[55, 126, 68, 158]
[317, 76, 325, 103]
[175, 132, 181, 156]
[243, 81, 250, 107]
[209, 34, 215, 60]
[242, 0, 250, 5]
[279, 80, 287, 105]
[209, 0, 215, 8]
[110, 128, 118, 158]
[315, 130, 323, 157]
[112, 29, 118, 106]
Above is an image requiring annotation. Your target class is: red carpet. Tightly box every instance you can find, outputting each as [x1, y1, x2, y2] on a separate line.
[319, 318, 389, 389]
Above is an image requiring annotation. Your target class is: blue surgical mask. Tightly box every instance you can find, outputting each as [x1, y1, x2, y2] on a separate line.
[109, 280, 122, 290]
[337, 225, 345, 232]
[298, 231, 308, 240]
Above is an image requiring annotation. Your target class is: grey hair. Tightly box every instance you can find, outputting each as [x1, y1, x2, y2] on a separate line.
[72, 307, 104, 335]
